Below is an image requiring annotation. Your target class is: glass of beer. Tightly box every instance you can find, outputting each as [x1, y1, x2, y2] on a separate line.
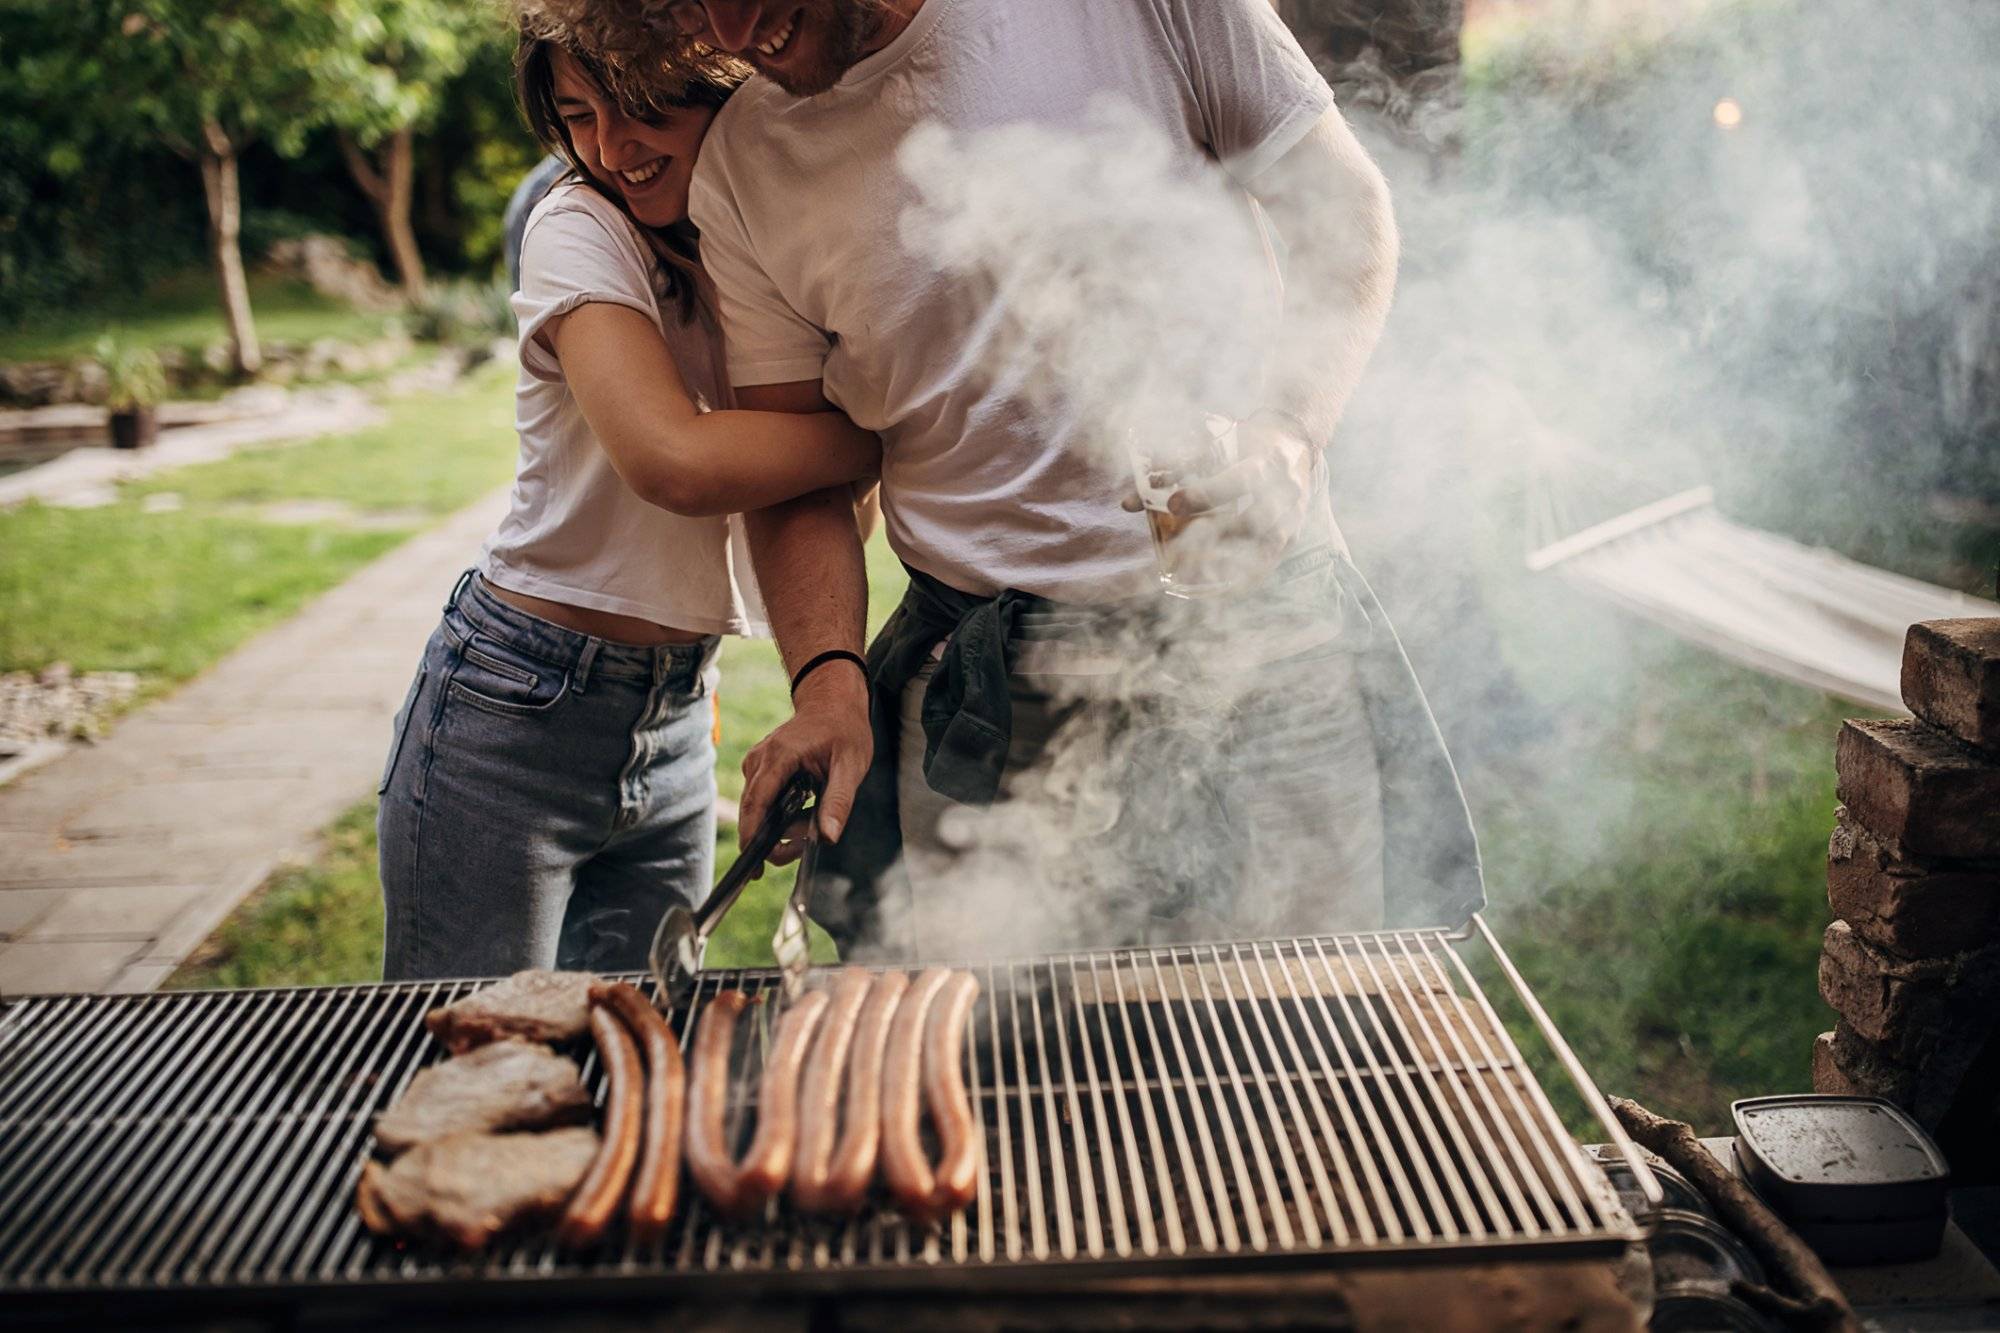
[1125, 415, 1251, 599]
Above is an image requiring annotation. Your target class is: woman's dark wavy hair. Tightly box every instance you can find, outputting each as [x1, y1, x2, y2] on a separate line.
[514, 0, 749, 100]
[514, 31, 745, 323]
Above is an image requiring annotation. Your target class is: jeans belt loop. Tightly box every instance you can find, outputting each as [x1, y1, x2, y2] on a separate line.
[444, 568, 475, 614]
[572, 638, 600, 696]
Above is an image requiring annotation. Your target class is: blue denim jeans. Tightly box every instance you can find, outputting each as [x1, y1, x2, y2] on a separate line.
[378, 572, 718, 980]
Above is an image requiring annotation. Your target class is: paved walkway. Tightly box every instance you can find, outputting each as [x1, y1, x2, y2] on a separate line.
[0, 487, 509, 996]
[0, 387, 385, 511]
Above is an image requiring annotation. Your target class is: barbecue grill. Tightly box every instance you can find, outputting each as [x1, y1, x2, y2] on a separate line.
[0, 918, 1658, 1320]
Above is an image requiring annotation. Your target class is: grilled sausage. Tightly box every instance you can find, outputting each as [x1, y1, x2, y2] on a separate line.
[820, 971, 909, 1212]
[732, 988, 829, 1213]
[557, 1003, 644, 1247]
[790, 968, 874, 1212]
[924, 971, 984, 1215]
[685, 989, 751, 1218]
[880, 968, 950, 1220]
[590, 982, 685, 1246]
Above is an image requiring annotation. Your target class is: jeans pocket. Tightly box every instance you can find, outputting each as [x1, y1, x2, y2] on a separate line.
[447, 634, 570, 718]
[379, 670, 427, 794]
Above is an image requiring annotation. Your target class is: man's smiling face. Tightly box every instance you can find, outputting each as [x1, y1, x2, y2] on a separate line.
[680, 1, 894, 98]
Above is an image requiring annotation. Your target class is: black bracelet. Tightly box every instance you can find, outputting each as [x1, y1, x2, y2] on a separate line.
[789, 649, 868, 697]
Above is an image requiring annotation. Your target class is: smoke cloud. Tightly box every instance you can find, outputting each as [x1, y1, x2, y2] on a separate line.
[856, 0, 2000, 958]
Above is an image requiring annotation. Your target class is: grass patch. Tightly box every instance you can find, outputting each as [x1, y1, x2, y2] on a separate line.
[127, 364, 517, 520]
[0, 364, 515, 691]
[169, 804, 387, 990]
[0, 270, 393, 365]
[0, 505, 403, 685]
[1480, 639, 1857, 1133]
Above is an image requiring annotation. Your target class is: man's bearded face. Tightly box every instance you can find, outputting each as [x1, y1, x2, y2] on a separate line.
[699, 0, 884, 98]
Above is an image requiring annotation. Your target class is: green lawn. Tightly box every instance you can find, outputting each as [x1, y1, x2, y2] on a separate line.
[0, 362, 516, 694]
[1478, 643, 1858, 1132]
[0, 270, 394, 365]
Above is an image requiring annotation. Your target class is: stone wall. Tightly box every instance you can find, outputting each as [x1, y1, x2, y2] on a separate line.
[1816, 619, 2000, 1182]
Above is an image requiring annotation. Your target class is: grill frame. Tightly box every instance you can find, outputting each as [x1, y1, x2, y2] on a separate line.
[0, 917, 1656, 1313]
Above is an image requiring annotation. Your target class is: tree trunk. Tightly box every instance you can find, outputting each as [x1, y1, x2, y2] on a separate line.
[196, 123, 261, 377]
[339, 128, 428, 301]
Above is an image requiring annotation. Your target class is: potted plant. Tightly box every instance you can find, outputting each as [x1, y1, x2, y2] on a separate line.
[95, 335, 167, 449]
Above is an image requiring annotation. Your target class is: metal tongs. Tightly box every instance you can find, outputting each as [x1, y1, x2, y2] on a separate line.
[648, 771, 820, 1009]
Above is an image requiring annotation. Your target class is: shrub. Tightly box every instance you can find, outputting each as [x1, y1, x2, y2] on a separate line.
[405, 275, 514, 346]
[94, 335, 167, 410]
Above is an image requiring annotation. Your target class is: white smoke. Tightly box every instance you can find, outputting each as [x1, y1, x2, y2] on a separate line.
[897, 96, 1283, 461]
[855, 0, 2000, 958]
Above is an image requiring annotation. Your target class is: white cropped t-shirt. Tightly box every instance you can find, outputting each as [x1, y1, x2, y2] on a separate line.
[481, 180, 765, 636]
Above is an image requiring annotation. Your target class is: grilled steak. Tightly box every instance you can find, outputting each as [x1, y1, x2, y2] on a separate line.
[424, 970, 596, 1053]
[355, 1126, 600, 1249]
[374, 1039, 591, 1153]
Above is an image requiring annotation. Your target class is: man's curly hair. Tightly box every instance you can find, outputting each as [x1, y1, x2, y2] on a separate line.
[512, 0, 752, 113]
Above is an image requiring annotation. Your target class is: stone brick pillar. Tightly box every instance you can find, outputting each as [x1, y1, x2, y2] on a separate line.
[1816, 619, 2000, 1182]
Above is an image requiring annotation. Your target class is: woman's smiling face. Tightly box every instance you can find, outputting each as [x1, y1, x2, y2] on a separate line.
[551, 50, 716, 228]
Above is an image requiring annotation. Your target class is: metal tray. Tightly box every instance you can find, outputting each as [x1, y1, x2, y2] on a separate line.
[1731, 1095, 1949, 1223]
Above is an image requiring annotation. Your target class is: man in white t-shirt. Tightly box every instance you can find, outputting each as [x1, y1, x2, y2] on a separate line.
[606, 0, 1481, 951]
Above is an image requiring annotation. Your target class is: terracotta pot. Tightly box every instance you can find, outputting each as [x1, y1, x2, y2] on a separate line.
[109, 406, 158, 450]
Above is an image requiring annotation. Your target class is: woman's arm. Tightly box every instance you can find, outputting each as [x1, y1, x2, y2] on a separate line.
[548, 301, 879, 517]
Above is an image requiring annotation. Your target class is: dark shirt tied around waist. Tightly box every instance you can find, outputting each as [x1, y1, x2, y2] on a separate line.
[808, 566, 1037, 945]
[908, 569, 1047, 806]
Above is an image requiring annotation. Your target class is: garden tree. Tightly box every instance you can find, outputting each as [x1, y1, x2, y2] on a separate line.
[21, 2, 374, 376]
[328, 0, 488, 301]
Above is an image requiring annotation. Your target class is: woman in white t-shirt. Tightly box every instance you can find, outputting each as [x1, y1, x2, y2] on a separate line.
[377, 37, 877, 980]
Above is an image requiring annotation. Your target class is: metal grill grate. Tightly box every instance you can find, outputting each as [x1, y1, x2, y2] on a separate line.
[0, 924, 1646, 1309]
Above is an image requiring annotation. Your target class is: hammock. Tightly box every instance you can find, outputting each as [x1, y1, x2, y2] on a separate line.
[1526, 486, 2000, 713]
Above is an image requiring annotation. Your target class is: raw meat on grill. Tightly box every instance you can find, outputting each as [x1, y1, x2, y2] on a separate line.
[423, 970, 596, 1053]
[791, 968, 876, 1213]
[373, 1038, 592, 1153]
[555, 1004, 644, 1248]
[355, 1126, 601, 1250]
[591, 982, 688, 1245]
[684, 988, 831, 1219]
[923, 971, 983, 1216]
[881, 969, 950, 1220]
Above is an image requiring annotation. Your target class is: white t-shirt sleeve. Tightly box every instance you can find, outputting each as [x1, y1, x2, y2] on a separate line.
[689, 167, 832, 389]
[1151, 0, 1337, 186]
[511, 192, 664, 384]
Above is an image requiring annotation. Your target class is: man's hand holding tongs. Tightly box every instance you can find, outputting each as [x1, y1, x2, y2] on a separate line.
[740, 659, 871, 866]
